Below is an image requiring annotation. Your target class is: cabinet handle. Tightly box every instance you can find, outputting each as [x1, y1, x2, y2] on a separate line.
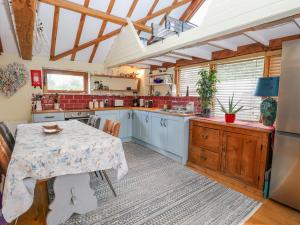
[44, 116, 55, 119]
[132, 112, 134, 119]
[160, 118, 163, 126]
[164, 119, 167, 127]
[146, 115, 149, 123]
[128, 112, 131, 119]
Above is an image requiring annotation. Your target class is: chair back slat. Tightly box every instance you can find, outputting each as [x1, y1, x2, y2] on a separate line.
[0, 135, 11, 175]
[103, 120, 120, 137]
[0, 122, 15, 152]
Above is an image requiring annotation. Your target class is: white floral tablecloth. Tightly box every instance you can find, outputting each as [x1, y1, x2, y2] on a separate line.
[2, 120, 128, 223]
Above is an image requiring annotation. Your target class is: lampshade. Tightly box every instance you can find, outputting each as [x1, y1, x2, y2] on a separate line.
[255, 77, 280, 97]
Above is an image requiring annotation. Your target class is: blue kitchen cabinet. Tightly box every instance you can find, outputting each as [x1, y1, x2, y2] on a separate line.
[151, 113, 165, 149]
[132, 110, 140, 139]
[95, 110, 119, 130]
[119, 110, 133, 140]
[150, 113, 190, 164]
[164, 116, 182, 156]
[32, 112, 65, 123]
[139, 111, 151, 143]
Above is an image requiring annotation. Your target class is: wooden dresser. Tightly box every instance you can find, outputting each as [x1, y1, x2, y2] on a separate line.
[188, 117, 274, 190]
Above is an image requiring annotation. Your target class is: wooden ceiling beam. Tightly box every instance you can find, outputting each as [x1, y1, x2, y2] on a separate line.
[152, 34, 300, 69]
[137, 0, 159, 35]
[88, 0, 116, 63]
[88, 0, 139, 63]
[136, 0, 193, 25]
[51, 0, 191, 61]
[50, 6, 60, 59]
[51, 29, 121, 61]
[180, 0, 205, 22]
[127, 0, 139, 18]
[12, 0, 37, 60]
[71, 0, 90, 61]
[159, 0, 178, 25]
[39, 0, 151, 33]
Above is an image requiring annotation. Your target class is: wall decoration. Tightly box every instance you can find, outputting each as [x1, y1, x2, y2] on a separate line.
[30, 70, 42, 89]
[0, 63, 28, 97]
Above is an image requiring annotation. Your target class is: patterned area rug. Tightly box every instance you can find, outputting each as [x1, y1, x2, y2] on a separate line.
[48, 142, 261, 225]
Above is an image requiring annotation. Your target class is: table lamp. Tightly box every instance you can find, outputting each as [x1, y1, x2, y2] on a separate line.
[255, 77, 280, 126]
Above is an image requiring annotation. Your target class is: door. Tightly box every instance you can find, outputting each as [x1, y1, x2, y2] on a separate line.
[165, 117, 181, 155]
[119, 110, 132, 139]
[277, 40, 300, 133]
[222, 132, 261, 186]
[269, 132, 300, 210]
[151, 114, 165, 149]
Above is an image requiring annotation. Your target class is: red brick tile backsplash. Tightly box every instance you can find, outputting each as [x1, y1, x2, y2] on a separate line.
[41, 94, 201, 112]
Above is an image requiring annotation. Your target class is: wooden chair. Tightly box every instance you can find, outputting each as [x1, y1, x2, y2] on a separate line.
[96, 119, 121, 197]
[87, 115, 101, 129]
[0, 135, 12, 184]
[0, 122, 15, 152]
[103, 120, 120, 137]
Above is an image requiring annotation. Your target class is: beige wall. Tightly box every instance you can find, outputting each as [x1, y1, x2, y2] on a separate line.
[0, 54, 140, 122]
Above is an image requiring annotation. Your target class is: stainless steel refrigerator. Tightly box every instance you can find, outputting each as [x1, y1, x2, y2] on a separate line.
[269, 39, 300, 210]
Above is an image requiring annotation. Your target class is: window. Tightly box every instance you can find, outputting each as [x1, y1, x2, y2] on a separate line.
[214, 58, 264, 121]
[43, 69, 88, 93]
[269, 55, 281, 77]
[179, 65, 209, 96]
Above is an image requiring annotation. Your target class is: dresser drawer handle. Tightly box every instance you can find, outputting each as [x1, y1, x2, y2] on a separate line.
[200, 156, 207, 161]
[201, 134, 208, 139]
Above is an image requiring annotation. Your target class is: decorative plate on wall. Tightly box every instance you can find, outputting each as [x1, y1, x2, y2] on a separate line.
[0, 63, 28, 97]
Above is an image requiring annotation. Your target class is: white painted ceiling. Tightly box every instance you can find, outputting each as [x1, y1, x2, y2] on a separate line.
[0, 0, 192, 63]
[1, 0, 300, 66]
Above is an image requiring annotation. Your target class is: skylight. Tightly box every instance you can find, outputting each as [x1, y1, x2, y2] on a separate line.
[189, 0, 213, 27]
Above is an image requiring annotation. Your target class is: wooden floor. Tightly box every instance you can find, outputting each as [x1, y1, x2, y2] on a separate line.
[10, 167, 300, 225]
[188, 166, 300, 225]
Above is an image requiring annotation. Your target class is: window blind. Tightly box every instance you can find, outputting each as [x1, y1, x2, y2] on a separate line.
[179, 65, 209, 96]
[269, 55, 281, 76]
[214, 58, 264, 121]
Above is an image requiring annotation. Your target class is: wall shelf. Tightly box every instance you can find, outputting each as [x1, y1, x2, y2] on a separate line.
[92, 74, 139, 80]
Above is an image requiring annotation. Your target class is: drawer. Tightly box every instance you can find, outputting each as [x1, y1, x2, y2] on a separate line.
[191, 125, 220, 152]
[189, 147, 219, 171]
[32, 113, 65, 123]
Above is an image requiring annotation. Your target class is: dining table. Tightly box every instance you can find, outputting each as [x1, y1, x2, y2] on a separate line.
[2, 120, 128, 225]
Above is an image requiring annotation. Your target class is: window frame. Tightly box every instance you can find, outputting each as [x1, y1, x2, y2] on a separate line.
[43, 69, 88, 94]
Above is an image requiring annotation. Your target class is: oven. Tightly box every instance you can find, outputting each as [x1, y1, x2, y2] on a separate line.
[64, 111, 95, 124]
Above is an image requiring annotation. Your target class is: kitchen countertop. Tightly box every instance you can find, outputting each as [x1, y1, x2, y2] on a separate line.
[190, 117, 275, 133]
[32, 107, 196, 117]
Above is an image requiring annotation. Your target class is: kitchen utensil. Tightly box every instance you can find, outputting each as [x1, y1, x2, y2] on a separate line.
[139, 99, 144, 107]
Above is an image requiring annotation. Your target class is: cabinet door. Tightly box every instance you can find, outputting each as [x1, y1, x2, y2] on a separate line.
[119, 110, 132, 138]
[140, 111, 151, 143]
[151, 114, 165, 148]
[222, 132, 261, 186]
[132, 111, 140, 139]
[95, 110, 119, 130]
[165, 117, 181, 155]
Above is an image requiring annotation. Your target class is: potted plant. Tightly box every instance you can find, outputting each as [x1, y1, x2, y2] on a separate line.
[196, 69, 218, 117]
[216, 94, 247, 123]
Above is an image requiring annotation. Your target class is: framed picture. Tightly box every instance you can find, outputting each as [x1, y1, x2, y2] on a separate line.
[30, 70, 42, 88]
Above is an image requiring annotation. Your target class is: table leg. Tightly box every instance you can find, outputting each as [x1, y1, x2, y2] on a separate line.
[47, 173, 97, 225]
